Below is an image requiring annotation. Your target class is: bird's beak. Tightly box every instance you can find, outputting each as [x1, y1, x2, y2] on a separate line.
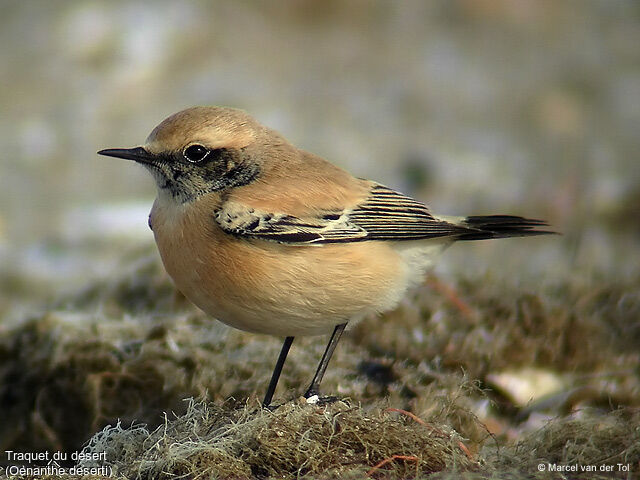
[97, 146, 157, 165]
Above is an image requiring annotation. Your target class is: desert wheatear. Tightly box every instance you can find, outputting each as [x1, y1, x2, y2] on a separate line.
[99, 106, 552, 406]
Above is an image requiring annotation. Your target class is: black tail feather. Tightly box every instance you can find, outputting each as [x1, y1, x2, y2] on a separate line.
[457, 215, 556, 241]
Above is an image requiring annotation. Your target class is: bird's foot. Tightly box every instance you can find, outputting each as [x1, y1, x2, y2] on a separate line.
[262, 401, 282, 411]
[303, 389, 342, 406]
[306, 394, 339, 405]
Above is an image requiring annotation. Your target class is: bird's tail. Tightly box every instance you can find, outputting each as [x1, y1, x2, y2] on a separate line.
[455, 215, 556, 241]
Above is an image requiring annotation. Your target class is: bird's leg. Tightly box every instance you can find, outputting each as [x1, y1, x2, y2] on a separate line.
[262, 336, 294, 407]
[304, 322, 347, 400]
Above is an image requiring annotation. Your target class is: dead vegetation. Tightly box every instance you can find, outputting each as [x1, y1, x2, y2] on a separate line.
[0, 251, 639, 479]
[77, 399, 477, 479]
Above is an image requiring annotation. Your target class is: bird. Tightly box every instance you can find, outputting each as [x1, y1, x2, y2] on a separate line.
[98, 106, 553, 407]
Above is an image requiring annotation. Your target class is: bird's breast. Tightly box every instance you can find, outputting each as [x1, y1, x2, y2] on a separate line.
[149, 195, 416, 336]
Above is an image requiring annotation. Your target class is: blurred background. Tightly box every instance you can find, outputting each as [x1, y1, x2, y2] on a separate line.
[1, 3, 639, 471]
[1, 0, 639, 307]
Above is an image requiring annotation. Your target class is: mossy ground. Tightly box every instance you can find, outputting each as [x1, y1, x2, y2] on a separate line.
[1, 1, 638, 478]
[1, 245, 638, 479]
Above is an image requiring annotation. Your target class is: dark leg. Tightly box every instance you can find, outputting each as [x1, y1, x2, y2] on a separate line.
[304, 323, 347, 399]
[262, 336, 294, 407]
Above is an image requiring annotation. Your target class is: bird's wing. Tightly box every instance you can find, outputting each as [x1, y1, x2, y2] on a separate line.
[215, 183, 469, 244]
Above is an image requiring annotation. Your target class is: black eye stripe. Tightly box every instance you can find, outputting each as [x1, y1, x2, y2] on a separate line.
[160, 146, 259, 202]
[208, 148, 226, 159]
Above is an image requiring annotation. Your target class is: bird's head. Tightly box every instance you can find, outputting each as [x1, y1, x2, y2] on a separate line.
[99, 106, 271, 203]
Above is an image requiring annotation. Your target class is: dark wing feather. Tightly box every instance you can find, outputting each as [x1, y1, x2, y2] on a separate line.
[347, 184, 468, 240]
[214, 183, 553, 244]
[215, 183, 466, 244]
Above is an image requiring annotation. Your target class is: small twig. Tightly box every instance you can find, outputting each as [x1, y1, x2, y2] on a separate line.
[384, 408, 428, 427]
[425, 274, 475, 320]
[366, 455, 419, 477]
[456, 440, 474, 460]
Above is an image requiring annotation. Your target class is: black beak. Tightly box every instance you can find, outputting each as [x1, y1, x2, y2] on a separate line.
[97, 146, 156, 164]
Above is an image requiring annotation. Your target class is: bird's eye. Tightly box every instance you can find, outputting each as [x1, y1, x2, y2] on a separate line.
[183, 144, 209, 163]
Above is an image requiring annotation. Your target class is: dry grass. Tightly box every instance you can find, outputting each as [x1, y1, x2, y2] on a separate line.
[78, 399, 477, 479]
[1, 252, 638, 478]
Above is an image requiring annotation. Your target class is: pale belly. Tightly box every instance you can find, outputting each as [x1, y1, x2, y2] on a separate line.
[150, 198, 447, 337]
